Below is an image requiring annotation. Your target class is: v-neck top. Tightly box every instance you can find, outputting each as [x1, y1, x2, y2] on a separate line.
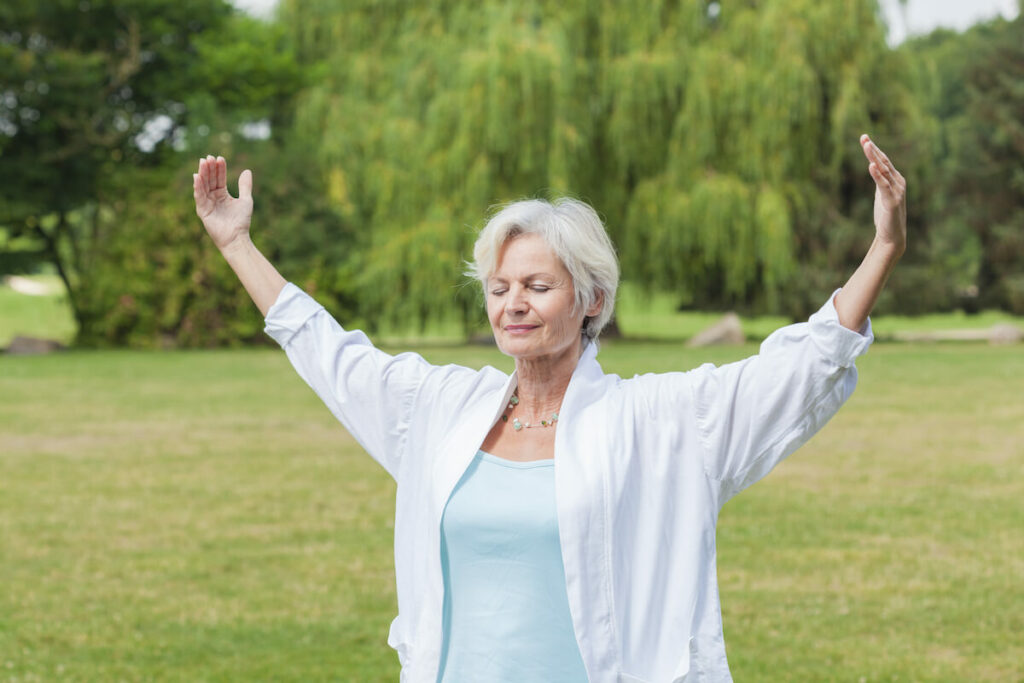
[436, 450, 588, 682]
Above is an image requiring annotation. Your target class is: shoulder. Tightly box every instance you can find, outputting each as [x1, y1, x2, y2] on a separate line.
[576, 364, 703, 424]
[418, 360, 510, 406]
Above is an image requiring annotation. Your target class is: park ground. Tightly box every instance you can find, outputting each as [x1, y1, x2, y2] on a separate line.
[1, 276, 1022, 681]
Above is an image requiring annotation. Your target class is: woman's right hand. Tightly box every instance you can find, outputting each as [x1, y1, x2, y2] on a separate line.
[193, 155, 254, 253]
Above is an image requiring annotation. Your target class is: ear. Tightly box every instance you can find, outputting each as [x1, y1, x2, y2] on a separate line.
[585, 291, 604, 318]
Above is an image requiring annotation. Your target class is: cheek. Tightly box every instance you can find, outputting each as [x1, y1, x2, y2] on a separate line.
[486, 298, 502, 327]
[546, 298, 581, 335]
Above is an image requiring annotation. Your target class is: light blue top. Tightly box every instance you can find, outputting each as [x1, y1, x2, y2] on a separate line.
[436, 450, 588, 682]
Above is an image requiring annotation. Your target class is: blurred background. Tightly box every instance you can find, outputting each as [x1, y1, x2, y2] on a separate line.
[1, 2, 1022, 681]
[1, 0, 1022, 348]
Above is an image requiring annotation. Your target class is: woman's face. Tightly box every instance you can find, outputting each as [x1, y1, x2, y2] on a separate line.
[486, 233, 599, 363]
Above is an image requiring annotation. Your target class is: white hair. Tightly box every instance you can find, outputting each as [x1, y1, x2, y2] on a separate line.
[467, 198, 619, 341]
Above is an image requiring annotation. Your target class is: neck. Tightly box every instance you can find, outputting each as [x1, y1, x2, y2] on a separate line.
[513, 339, 586, 418]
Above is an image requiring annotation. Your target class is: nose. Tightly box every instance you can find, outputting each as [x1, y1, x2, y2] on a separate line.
[505, 285, 528, 315]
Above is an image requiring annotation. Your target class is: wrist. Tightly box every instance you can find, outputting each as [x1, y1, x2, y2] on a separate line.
[872, 235, 906, 262]
[219, 234, 255, 261]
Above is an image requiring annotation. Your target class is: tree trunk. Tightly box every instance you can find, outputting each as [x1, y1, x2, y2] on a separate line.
[35, 212, 85, 341]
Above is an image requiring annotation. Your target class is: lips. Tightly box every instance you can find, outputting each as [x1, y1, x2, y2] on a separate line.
[505, 324, 538, 333]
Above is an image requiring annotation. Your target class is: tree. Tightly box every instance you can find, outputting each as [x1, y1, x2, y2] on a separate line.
[72, 138, 356, 348]
[0, 1, 302, 343]
[903, 13, 1024, 313]
[280, 0, 932, 332]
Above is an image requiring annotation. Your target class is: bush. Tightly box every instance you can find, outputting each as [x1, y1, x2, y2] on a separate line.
[75, 148, 357, 348]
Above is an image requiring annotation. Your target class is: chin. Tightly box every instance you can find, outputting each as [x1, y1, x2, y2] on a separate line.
[496, 337, 539, 358]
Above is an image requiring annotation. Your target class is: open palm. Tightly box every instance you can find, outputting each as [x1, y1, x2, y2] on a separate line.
[193, 155, 253, 252]
[860, 135, 907, 251]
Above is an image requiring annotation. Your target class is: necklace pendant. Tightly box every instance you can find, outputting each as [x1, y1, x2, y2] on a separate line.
[512, 418, 524, 431]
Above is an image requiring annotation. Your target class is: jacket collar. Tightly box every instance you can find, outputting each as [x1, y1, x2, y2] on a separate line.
[556, 339, 605, 417]
[509, 338, 603, 402]
[431, 340, 603, 513]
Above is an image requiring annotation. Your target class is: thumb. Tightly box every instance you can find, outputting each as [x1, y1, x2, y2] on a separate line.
[238, 169, 253, 200]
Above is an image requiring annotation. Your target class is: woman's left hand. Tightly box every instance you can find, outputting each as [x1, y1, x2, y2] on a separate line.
[833, 136, 908, 331]
[860, 134, 907, 254]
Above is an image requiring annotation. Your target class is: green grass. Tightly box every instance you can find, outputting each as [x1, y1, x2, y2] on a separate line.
[869, 309, 1024, 338]
[0, 274, 76, 347]
[615, 283, 792, 341]
[1, 341, 1022, 681]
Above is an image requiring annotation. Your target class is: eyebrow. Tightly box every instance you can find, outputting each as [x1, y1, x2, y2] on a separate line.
[489, 272, 558, 283]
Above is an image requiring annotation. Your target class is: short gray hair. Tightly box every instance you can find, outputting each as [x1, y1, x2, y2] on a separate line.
[467, 198, 619, 341]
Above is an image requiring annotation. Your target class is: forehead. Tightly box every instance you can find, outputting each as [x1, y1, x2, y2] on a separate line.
[491, 233, 569, 279]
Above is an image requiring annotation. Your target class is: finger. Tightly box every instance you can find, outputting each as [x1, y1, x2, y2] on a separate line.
[216, 156, 227, 192]
[876, 143, 892, 171]
[193, 173, 209, 215]
[862, 139, 901, 187]
[870, 153, 895, 182]
[860, 134, 891, 169]
[869, 162, 893, 193]
[206, 155, 218, 189]
[869, 141, 897, 176]
[874, 152, 905, 192]
[860, 135, 877, 165]
[864, 140, 885, 166]
[199, 157, 208, 191]
[198, 158, 210, 194]
[238, 169, 253, 200]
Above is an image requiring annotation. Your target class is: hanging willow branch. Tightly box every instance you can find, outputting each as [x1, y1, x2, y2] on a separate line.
[281, 0, 924, 326]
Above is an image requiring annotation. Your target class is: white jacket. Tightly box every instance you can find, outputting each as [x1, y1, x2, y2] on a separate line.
[264, 283, 873, 683]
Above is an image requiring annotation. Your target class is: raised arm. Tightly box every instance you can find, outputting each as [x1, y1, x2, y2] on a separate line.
[834, 135, 907, 331]
[193, 155, 286, 316]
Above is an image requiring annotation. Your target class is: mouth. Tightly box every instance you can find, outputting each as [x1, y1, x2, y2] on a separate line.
[505, 324, 538, 334]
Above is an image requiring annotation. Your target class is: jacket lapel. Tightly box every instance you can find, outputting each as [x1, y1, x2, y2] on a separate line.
[554, 341, 621, 680]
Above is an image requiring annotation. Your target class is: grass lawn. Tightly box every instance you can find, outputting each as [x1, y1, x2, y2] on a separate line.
[0, 275, 76, 348]
[1, 340, 1022, 681]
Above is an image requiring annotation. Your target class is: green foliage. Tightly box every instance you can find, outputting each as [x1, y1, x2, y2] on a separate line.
[0, 1, 306, 345]
[6, 0, 1024, 346]
[71, 140, 357, 348]
[70, 163, 257, 348]
[0, 0, 233, 215]
[282, 0, 931, 326]
[902, 14, 1024, 314]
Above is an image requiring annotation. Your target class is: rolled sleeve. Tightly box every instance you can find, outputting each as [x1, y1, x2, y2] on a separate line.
[691, 288, 874, 502]
[806, 288, 874, 367]
[263, 282, 325, 348]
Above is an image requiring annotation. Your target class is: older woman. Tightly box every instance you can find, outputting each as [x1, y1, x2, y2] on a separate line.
[193, 134, 906, 683]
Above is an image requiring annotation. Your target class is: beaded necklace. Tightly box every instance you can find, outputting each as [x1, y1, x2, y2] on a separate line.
[500, 394, 559, 432]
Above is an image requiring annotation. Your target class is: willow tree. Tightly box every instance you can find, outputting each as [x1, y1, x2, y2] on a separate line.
[279, 0, 929, 330]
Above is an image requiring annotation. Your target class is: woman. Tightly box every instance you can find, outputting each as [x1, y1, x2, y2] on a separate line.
[193, 134, 906, 683]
